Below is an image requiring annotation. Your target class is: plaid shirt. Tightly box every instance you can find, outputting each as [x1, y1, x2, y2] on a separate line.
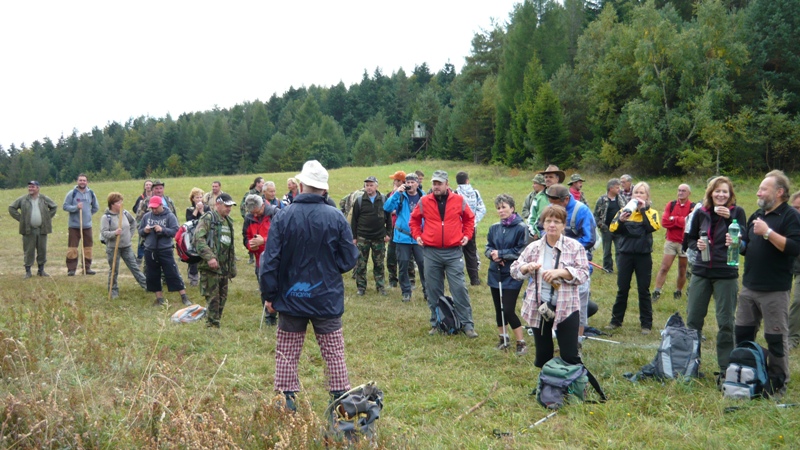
[511, 234, 589, 330]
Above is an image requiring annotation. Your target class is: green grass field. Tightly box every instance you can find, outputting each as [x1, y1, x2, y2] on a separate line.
[1, 161, 798, 449]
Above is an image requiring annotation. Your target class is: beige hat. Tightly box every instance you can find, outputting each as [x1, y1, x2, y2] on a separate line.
[539, 165, 566, 183]
[296, 160, 329, 190]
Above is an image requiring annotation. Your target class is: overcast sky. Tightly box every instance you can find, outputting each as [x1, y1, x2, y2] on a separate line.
[0, 0, 519, 149]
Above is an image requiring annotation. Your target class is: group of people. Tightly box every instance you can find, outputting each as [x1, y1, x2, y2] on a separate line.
[8, 163, 800, 408]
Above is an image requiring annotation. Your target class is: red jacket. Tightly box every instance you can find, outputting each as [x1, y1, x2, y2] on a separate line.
[661, 199, 694, 243]
[245, 213, 271, 267]
[409, 190, 475, 248]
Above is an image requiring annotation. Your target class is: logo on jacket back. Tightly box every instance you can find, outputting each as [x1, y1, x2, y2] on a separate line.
[286, 281, 323, 298]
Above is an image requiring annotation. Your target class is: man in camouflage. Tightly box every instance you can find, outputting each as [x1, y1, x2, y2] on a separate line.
[351, 176, 392, 296]
[194, 193, 238, 328]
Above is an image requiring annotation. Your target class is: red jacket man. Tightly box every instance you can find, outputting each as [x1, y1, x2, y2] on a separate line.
[408, 170, 478, 338]
[653, 183, 694, 300]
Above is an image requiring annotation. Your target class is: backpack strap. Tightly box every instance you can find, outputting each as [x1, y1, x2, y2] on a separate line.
[668, 200, 677, 215]
[585, 368, 608, 403]
[569, 204, 579, 235]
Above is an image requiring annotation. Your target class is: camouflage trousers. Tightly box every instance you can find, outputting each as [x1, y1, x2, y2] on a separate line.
[387, 240, 415, 284]
[200, 271, 229, 327]
[355, 238, 386, 291]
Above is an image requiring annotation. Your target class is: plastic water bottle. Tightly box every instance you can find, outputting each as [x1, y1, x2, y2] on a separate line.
[727, 220, 740, 266]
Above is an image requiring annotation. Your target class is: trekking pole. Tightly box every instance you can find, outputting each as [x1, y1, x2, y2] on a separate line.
[259, 301, 267, 330]
[498, 266, 508, 347]
[529, 410, 557, 427]
[79, 203, 86, 275]
[586, 336, 621, 344]
[108, 214, 122, 300]
[589, 260, 611, 274]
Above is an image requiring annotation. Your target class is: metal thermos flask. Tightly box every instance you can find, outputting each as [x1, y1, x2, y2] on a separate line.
[700, 231, 710, 262]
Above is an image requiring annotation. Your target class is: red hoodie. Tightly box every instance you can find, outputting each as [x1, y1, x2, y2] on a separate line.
[661, 199, 694, 243]
[409, 190, 475, 248]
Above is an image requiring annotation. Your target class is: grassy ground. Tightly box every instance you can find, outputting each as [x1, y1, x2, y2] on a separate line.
[1, 162, 798, 449]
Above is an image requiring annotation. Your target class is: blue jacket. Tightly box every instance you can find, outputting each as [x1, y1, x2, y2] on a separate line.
[484, 214, 528, 290]
[138, 209, 179, 251]
[383, 187, 425, 245]
[259, 193, 359, 318]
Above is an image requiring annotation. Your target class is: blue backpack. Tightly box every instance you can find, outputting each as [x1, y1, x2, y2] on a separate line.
[722, 341, 771, 399]
[435, 296, 461, 334]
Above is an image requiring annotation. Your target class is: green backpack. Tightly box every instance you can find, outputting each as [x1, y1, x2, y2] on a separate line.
[534, 357, 607, 409]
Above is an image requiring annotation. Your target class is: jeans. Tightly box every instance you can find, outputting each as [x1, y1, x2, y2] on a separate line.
[397, 243, 425, 296]
[106, 245, 147, 295]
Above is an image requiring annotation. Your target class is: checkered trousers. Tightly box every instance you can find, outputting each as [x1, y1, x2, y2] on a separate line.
[274, 328, 351, 392]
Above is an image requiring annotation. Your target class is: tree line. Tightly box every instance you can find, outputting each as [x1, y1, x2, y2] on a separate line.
[1, 0, 798, 188]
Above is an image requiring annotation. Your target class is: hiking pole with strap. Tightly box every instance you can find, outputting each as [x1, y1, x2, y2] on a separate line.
[108, 213, 122, 300]
[259, 301, 267, 330]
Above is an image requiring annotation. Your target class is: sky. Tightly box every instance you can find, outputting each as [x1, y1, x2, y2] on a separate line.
[0, 0, 519, 149]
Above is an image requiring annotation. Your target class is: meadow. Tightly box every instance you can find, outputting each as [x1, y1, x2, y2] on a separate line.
[1, 161, 798, 449]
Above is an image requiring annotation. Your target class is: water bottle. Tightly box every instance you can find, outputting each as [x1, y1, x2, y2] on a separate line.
[699, 231, 710, 262]
[622, 199, 640, 215]
[727, 219, 740, 266]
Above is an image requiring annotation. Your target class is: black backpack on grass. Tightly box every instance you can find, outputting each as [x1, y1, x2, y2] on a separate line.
[629, 312, 700, 382]
[435, 296, 461, 334]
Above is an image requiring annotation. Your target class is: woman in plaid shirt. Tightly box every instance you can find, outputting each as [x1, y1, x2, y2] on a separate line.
[511, 205, 590, 367]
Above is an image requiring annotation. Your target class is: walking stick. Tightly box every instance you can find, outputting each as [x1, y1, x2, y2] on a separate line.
[108, 213, 122, 300]
[79, 205, 86, 275]
[498, 265, 508, 347]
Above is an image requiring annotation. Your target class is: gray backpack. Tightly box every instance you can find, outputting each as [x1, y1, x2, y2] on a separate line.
[629, 312, 700, 381]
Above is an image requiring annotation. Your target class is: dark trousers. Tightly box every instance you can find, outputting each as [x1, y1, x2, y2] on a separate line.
[490, 287, 522, 329]
[144, 248, 185, 292]
[601, 229, 619, 272]
[462, 231, 480, 285]
[611, 252, 653, 329]
[387, 240, 414, 284]
[533, 311, 581, 367]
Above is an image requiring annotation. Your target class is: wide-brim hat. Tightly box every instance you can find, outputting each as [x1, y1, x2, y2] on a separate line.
[538, 165, 565, 183]
[296, 160, 329, 190]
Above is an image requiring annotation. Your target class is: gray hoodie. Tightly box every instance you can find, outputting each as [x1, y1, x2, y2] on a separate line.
[63, 186, 100, 229]
[100, 208, 137, 249]
[455, 184, 486, 225]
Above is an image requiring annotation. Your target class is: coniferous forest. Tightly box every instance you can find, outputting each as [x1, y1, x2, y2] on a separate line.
[2, 0, 798, 188]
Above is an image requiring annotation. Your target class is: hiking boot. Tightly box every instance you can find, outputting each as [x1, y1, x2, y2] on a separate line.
[85, 269, 96, 275]
[715, 372, 725, 391]
[283, 391, 297, 412]
[248, 253, 255, 265]
[389, 281, 398, 288]
[516, 340, 529, 356]
[67, 271, 76, 276]
[651, 289, 661, 301]
[37, 264, 49, 277]
[153, 297, 165, 307]
[470, 280, 481, 286]
[111, 291, 119, 299]
[428, 327, 438, 335]
[24, 266, 32, 279]
[377, 288, 387, 296]
[356, 289, 365, 296]
[264, 314, 278, 326]
[605, 323, 621, 330]
[206, 321, 220, 328]
[464, 328, 479, 339]
[673, 290, 683, 300]
[495, 336, 510, 350]
[641, 328, 651, 335]
[402, 293, 411, 302]
[181, 293, 192, 306]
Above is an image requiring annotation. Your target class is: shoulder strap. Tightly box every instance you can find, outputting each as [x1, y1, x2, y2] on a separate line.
[585, 368, 608, 402]
[668, 200, 677, 215]
[570, 204, 579, 233]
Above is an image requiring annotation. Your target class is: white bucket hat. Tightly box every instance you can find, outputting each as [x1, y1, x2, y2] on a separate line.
[296, 160, 329, 190]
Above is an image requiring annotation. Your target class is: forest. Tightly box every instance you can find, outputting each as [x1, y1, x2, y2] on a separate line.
[1, 0, 798, 188]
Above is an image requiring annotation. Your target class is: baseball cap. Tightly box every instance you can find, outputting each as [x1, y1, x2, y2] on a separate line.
[28, 180, 40, 186]
[364, 176, 379, 184]
[431, 170, 448, 183]
[216, 193, 237, 206]
[148, 196, 163, 208]
[389, 171, 406, 181]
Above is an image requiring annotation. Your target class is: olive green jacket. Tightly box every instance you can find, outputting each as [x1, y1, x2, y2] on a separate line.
[194, 210, 237, 278]
[9, 194, 58, 235]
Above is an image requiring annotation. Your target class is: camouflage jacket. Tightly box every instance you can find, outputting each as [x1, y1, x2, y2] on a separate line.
[193, 210, 237, 278]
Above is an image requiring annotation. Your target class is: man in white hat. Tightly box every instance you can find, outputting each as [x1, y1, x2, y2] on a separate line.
[259, 160, 360, 412]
